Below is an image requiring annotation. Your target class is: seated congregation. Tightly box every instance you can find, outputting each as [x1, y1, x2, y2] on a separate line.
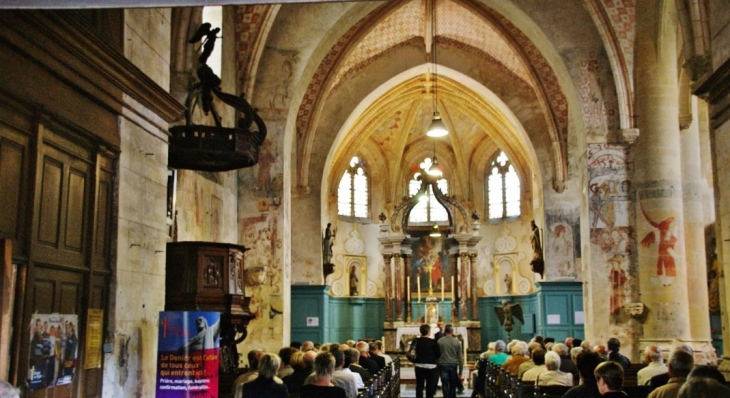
[475, 336, 730, 398]
[229, 340, 399, 398]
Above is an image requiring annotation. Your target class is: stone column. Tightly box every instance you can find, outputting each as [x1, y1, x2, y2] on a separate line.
[634, 0, 691, 347]
[470, 253, 478, 321]
[395, 254, 403, 322]
[384, 254, 393, 322]
[450, 252, 458, 321]
[459, 252, 469, 320]
[404, 254, 412, 322]
[680, 95, 715, 362]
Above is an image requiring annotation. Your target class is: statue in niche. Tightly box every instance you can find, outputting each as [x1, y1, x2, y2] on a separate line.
[504, 273, 512, 294]
[530, 220, 545, 278]
[349, 266, 359, 296]
[494, 300, 524, 341]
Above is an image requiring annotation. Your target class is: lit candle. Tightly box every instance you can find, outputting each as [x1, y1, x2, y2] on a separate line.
[417, 278, 421, 302]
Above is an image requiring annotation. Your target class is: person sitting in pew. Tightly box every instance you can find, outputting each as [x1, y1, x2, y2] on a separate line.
[637, 346, 667, 386]
[594, 361, 627, 397]
[563, 351, 604, 398]
[536, 351, 573, 387]
[521, 349, 547, 382]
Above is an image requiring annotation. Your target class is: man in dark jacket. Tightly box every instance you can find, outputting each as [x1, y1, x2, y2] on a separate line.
[412, 324, 441, 398]
[355, 341, 380, 375]
[607, 338, 631, 369]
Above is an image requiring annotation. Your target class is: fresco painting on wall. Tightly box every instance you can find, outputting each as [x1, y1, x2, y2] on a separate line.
[409, 233, 452, 293]
[587, 144, 635, 323]
[640, 205, 678, 286]
[238, 210, 284, 361]
[545, 210, 578, 280]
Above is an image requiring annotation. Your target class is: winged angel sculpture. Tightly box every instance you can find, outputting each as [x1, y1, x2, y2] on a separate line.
[494, 300, 524, 341]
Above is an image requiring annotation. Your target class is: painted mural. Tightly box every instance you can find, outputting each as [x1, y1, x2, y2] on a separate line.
[579, 51, 618, 142]
[237, 209, 284, 365]
[545, 209, 580, 280]
[587, 144, 635, 325]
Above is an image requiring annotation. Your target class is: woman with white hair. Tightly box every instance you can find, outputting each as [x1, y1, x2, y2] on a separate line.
[535, 351, 573, 386]
[240, 353, 288, 398]
[299, 352, 347, 398]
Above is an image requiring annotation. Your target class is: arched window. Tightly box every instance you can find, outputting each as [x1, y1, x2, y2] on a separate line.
[338, 156, 369, 218]
[487, 151, 521, 220]
[408, 158, 448, 224]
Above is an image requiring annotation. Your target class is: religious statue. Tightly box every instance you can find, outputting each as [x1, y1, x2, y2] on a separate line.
[530, 220, 545, 278]
[323, 223, 336, 264]
[349, 266, 359, 296]
[494, 300, 524, 341]
[504, 273, 512, 294]
[170, 22, 267, 172]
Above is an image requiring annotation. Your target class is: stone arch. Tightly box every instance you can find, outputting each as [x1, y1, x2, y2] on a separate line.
[296, 0, 574, 195]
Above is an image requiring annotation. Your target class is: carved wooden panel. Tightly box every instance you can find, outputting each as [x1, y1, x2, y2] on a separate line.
[0, 138, 25, 238]
[34, 142, 91, 268]
[90, 153, 115, 271]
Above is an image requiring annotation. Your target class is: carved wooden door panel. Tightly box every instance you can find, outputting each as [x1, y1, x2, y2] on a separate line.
[6, 123, 115, 398]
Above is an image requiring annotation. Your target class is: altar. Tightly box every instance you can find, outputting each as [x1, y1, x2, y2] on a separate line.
[395, 325, 469, 350]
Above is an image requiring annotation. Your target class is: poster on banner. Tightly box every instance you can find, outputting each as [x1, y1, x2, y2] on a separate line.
[156, 311, 220, 398]
[27, 313, 79, 391]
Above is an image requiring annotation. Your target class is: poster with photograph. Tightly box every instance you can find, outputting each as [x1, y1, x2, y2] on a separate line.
[27, 314, 79, 391]
[156, 311, 220, 398]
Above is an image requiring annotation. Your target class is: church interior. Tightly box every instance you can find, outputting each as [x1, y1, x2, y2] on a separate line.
[0, 0, 730, 396]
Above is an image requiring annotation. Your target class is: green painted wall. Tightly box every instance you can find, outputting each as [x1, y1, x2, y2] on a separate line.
[292, 282, 586, 350]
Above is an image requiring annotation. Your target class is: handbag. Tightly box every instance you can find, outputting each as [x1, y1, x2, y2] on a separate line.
[406, 338, 417, 362]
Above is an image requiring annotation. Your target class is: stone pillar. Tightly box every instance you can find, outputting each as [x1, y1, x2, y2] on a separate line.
[404, 254, 412, 322]
[680, 95, 715, 363]
[384, 254, 393, 322]
[470, 253, 478, 321]
[395, 254, 403, 322]
[450, 252, 458, 321]
[459, 252, 469, 320]
[634, 0, 691, 347]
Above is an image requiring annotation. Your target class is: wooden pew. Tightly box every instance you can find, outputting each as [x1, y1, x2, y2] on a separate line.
[622, 385, 655, 398]
[533, 385, 571, 398]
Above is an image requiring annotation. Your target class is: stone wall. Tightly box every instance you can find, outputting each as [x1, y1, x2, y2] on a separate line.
[103, 9, 173, 398]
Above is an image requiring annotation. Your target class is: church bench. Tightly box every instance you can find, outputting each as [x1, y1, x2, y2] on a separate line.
[516, 379, 534, 398]
[533, 384, 571, 398]
[622, 363, 646, 386]
[622, 385, 655, 398]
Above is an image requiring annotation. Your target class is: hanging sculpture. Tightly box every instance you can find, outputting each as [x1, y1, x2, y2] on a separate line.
[169, 23, 267, 172]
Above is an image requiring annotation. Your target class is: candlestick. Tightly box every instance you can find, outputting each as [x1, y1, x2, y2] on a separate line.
[417, 277, 421, 302]
[441, 279, 445, 301]
[451, 276, 455, 300]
